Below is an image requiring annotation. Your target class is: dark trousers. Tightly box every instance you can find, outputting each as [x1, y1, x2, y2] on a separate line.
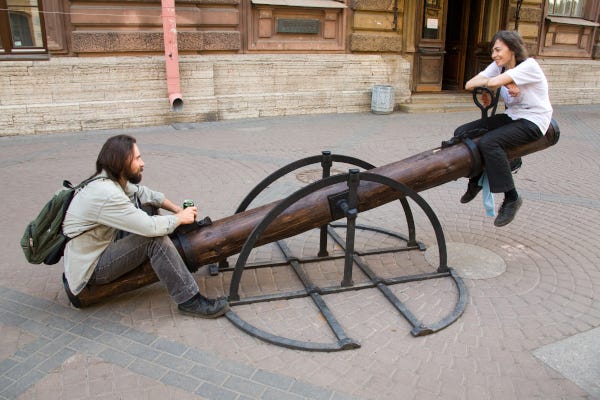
[454, 114, 542, 193]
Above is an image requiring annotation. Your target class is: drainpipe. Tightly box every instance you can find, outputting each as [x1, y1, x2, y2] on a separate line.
[161, 0, 183, 111]
[393, 0, 398, 30]
[514, 0, 523, 31]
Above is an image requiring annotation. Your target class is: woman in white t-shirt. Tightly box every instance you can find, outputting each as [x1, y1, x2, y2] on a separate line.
[455, 30, 553, 227]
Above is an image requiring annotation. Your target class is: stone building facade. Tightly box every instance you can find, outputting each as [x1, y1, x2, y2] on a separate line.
[1, 0, 599, 135]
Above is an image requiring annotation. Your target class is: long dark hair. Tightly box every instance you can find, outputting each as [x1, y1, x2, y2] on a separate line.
[93, 134, 136, 182]
[491, 30, 528, 64]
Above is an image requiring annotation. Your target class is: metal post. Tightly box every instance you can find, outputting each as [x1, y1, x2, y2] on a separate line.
[341, 169, 359, 287]
[318, 151, 333, 257]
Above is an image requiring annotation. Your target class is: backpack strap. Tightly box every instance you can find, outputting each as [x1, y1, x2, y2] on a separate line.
[78, 176, 105, 188]
[63, 176, 104, 190]
[63, 176, 107, 240]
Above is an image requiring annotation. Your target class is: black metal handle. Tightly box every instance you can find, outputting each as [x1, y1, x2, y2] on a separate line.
[472, 86, 499, 121]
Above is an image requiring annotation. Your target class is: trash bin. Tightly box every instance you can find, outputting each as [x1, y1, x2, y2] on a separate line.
[371, 85, 395, 114]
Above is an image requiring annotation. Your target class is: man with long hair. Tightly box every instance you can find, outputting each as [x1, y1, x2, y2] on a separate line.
[455, 30, 553, 226]
[63, 134, 229, 317]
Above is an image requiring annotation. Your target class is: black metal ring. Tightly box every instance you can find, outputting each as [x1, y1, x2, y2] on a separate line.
[463, 138, 483, 178]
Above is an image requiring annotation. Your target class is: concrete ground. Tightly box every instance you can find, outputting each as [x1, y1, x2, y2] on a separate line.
[1, 104, 599, 400]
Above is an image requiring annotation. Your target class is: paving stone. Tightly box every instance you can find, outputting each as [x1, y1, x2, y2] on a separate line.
[98, 348, 135, 369]
[67, 337, 107, 356]
[188, 363, 229, 385]
[38, 333, 77, 356]
[45, 315, 78, 331]
[0, 310, 26, 327]
[261, 387, 305, 400]
[13, 337, 51, 359]
[0, 376, 14, 393]
[69, 323, 104, 340]
[129, 358, 168, 381]
[1, 106, 600, 400]
[533, 327, 600, 399]
[4, 353, 46, 380]
[98, 332, 161, 361]
[217, 359, 257, 379]
[252, 369, 295, 390]
[0, 358, 18, 375]
[90, 318, 130, 335]
[152, 337, 189, 356]
[160, 371, 202, 392]
[195, 382, 240, 400]
[37, 348, 76, 373]
[155, 352, 196, 375]
[122, 328, 158, 345]
[224, 375, 267, 397]
[1, 369, 45, 399]
[182, 347, 222, 368]
[289, 380, 333, 400]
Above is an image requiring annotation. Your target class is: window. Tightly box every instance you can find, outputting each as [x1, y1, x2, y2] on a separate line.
[0, 0, 46, 55]
[548, 0, 585, 17]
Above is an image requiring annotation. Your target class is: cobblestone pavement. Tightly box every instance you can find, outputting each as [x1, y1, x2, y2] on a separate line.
[1, 104, 599, 400]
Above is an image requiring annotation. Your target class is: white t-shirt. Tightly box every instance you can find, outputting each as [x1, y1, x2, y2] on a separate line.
[481, 58, 553, 134]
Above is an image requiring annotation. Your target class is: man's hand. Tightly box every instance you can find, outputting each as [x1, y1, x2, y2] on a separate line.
[176, 206, 198, 225]
[505, 82, 520, 97]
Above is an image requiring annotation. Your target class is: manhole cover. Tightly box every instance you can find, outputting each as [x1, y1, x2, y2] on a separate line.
[296, 168, 346, 184]
[425, 242, 506, 279]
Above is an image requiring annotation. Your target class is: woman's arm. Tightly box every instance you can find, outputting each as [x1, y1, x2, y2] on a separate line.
[465, 71, 514, 91]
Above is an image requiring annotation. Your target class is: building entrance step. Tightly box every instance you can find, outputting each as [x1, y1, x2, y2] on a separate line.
[399, 91, 478, 114]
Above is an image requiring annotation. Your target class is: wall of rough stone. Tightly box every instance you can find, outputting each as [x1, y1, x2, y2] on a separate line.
[1, 55, 599, 136]
[539, 59, 600, 105]
[0, 54, 411, 136]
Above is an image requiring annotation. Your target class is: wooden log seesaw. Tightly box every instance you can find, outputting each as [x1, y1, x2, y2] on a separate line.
[62, 91, 560, 351]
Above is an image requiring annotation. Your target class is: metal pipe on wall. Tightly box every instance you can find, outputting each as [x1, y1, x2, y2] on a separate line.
[161, 0, 183, 111]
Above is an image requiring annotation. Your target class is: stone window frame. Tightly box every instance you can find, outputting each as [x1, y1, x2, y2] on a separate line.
[538, 0, 600, 58]
[247, 0, 347, 52]
[0, 0, 48, 60]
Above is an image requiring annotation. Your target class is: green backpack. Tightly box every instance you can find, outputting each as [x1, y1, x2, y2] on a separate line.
[20, 177, 101, 265]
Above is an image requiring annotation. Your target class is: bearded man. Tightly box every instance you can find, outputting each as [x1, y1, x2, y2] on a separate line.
[62, 134, 229, 318]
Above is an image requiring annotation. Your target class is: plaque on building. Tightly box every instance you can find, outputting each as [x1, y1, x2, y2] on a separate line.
[277, 19, 320, 34]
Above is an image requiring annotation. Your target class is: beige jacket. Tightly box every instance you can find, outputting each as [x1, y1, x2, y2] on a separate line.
[62, 172, 178, 295]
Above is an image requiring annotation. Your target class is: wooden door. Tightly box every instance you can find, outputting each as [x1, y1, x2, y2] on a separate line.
[442, 0, 469, 90]
[413, 0, 448, 92]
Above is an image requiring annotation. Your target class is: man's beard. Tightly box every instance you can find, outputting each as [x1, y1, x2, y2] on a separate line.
[125, 169, 143, 184]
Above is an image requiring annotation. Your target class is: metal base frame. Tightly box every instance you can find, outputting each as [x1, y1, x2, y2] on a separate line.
[220, 152, 468, 352]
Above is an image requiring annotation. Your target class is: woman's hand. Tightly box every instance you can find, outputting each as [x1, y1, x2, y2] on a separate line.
[505, 82, 520, 97]
[481, 92, 492, 107]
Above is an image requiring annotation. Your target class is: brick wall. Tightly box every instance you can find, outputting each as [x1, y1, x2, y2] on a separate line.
[1, 55, 599, 136]
[0, 54, 411, 136]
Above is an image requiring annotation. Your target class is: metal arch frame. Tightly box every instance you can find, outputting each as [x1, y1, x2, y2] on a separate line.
[224, 166, 467, 351]
[219, 151, 417, 271]
[233, 152, 378, 214]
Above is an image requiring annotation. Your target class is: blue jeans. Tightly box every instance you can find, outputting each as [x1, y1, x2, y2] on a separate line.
[90, 234, 199, 304]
